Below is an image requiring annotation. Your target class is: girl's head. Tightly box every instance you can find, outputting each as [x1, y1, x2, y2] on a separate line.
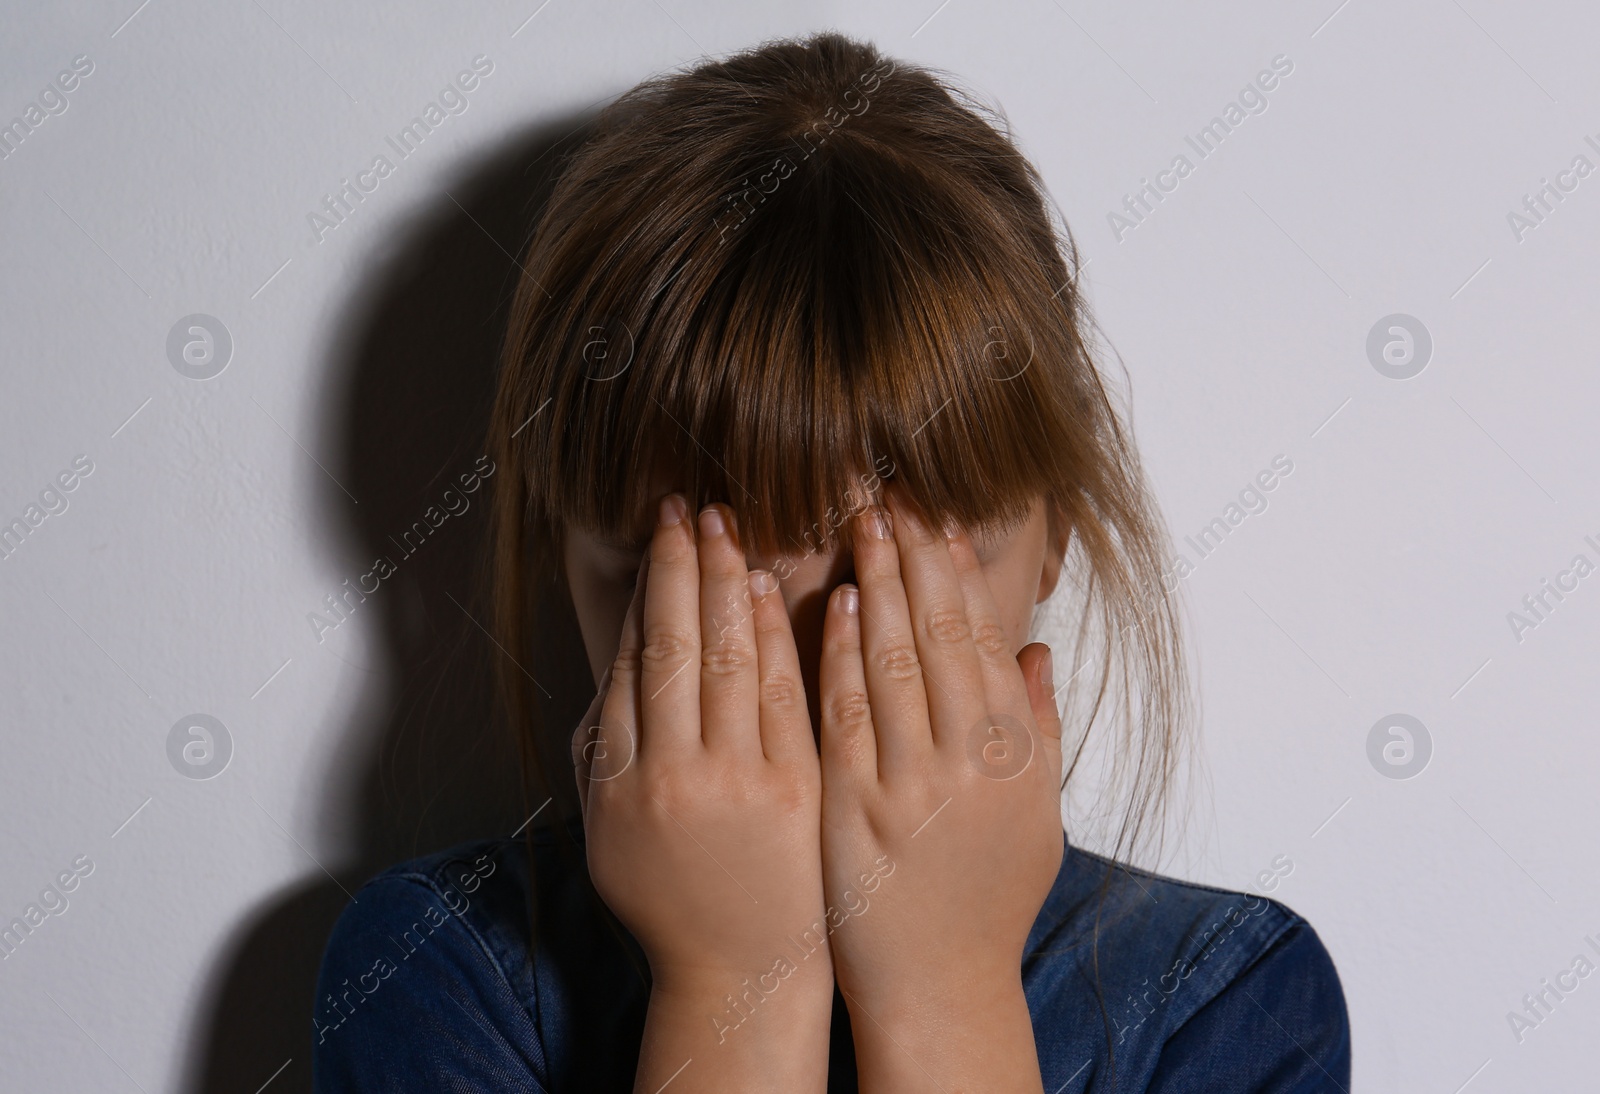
[489, 32, 1188, 858]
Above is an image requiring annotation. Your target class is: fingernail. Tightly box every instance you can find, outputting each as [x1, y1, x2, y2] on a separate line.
[941, 515, 961, 541]
[699, 505, 726, 538]
[839, 585, 859, 615]
[749, 569, 778, 596]
[867, 507, 892, 541]
[659, 494, 687, 526]
[1041, 647, 1054, 689]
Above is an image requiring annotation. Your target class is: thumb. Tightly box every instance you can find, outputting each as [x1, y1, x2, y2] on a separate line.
[1018, 641, 1064, 790]
[571, 664, 613, 822]
[1017, 642, 1062, 739]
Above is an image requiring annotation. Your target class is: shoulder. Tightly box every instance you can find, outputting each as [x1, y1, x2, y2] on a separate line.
[1024, 845, 1351, 1091]
[311, 821, 593, 1092]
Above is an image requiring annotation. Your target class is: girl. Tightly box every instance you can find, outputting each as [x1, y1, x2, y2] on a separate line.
[314, 31, 1349, 1092]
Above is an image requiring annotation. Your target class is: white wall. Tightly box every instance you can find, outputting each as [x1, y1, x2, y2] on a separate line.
[2, 1, 1596, 1090]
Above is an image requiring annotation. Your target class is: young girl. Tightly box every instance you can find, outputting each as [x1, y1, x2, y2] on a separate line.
[313, 32, 1349, 1092]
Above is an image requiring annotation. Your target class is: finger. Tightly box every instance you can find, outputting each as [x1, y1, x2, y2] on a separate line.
[747, 567, 813, 766]
[571, 663, 613, 820]
[1018, 642, 1065, 792]
[946, 523, 1031, 718]
[883, 485, 987, 750]
[850, 502, 932, 780]
[639, 493, 701, 759]
[595, 553, 647, 783]
[1016, 643, 1062, 745]
[819, 583, 875, 786]
[696, 504, 760, 755]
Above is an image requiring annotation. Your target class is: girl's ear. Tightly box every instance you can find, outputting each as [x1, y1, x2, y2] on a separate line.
[1035, 494, 1072, 605]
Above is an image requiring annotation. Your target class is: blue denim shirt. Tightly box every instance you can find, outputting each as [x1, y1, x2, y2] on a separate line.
[312, 815, 1350, 1091]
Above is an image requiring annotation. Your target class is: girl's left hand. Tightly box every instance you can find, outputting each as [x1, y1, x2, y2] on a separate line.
[817, 485, 1064, 1089]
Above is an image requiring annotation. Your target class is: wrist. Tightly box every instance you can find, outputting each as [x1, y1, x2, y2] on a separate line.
[643, 958, 835, 1089]
[838, 944, 1023, 1015]
[650, 944, 836, 1005]
[844, 970, 1042, 1094]
[842, 963, 1025, 1033]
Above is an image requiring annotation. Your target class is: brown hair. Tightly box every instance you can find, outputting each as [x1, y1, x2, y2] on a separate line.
[487, 32, 1190, 871]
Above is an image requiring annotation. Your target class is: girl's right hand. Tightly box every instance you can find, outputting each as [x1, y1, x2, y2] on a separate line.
[573, 494, 831, 1002]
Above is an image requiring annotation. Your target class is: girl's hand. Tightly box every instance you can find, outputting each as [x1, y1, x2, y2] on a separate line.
[818, 485, 1064, 1092]
[575, 495, 832, 1092]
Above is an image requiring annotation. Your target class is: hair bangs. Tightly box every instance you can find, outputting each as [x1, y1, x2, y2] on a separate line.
[510, 116, 1075, 565]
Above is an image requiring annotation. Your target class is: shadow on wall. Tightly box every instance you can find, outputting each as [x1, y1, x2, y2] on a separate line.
[182, 113, 600, 1094]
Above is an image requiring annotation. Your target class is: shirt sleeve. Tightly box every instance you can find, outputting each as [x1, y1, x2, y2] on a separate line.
[311, 874, 547, 1093]
[1147, 918, 1351, 1093]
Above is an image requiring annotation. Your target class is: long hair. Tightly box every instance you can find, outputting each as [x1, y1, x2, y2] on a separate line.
[485, 30, 1191, 969]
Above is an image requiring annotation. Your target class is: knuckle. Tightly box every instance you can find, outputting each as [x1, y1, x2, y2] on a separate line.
[759, 670, 803, 714]
[767, 771, 816, 817]
[970, 618, 1011, 659]
[700, 637, 754, 676]
[873, 641, 922, 681]
[921, 607, 972, 647]
[640, 623, 695, 669]
[825, 686, 873, 731]
[646, 773, 695, 817]
[610, 644, 641, 677]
